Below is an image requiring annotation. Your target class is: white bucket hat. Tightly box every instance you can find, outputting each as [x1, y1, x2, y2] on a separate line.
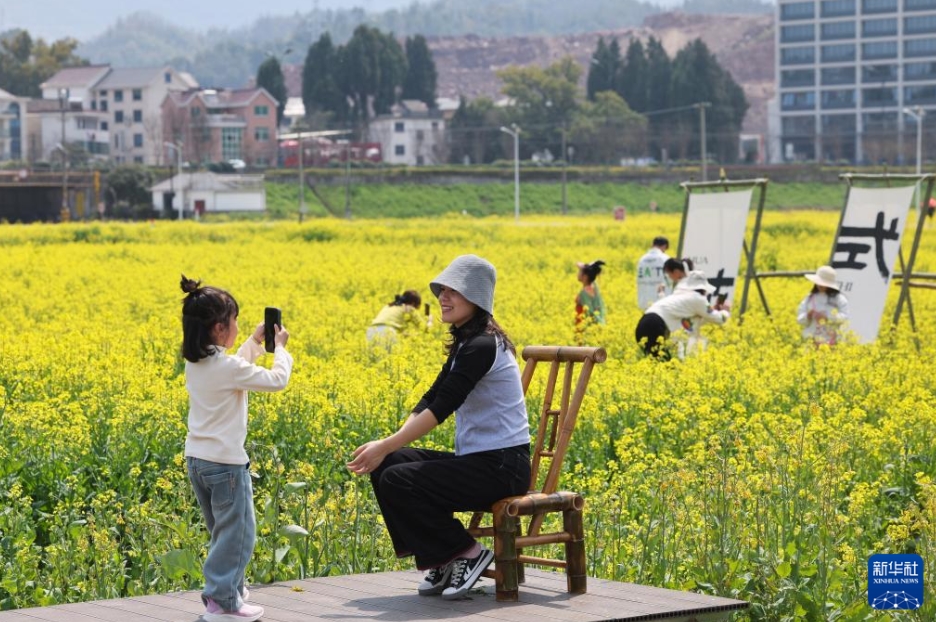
[805, 265, 839, 290]
[675, 270, 716, 294]
[430, 254, 497, 315]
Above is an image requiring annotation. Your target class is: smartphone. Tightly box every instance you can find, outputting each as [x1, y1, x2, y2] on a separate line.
[424, 303, 430, 316]
[716, 293, 728, 305]
[264, 307, 282, 353]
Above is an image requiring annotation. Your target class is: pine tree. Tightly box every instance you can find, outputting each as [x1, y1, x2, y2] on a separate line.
[585, 37, 622, 101]
[402, 35, 438, 108]
[256, 57, 288, 126]
[618, 38, 648, 112]
[302, 33, 347, 123]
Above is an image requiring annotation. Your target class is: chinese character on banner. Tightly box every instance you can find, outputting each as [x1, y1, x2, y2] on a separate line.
[868, 554, 923, 610]
[830, 185, 915, 343]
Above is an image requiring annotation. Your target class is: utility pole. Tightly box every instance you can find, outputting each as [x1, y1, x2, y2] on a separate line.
[298, 125, 306, 223]
[561, 126, 568, 215]
[696, 102, 711, 182]
[500, 124, 521, 221]
[59, 88, 69, 217]
[344, 138, 352, 219]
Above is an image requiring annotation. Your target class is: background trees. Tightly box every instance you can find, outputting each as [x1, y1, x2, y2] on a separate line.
[256, 56, 288, 126]
[0, 30, 88, 97]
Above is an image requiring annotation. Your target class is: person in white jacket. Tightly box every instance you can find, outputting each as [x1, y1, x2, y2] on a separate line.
[797, 265, 849, 346]
[635, 270, 730, 360]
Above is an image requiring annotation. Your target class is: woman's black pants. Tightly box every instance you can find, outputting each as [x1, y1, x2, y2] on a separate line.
[635, 312, 671, 360]
[369, 444, 530, 570]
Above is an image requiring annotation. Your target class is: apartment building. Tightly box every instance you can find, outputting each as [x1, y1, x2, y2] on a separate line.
[0, 88, 28, 162]
[94, 66, 196, 165]
[162, 87, 279, 168]
[775, 0, 936, 164]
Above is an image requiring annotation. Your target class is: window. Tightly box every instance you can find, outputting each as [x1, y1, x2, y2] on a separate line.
[822, 66, 856, 85]
[821, 21, 856, 40]
[781, 1, 815, 20]
[416, 129, 425, 140]
[782, 24, 816, 42]
[906, 14, 936, 34]
[132, 89, 142, 101]
[905, 84, 936, 103]
[101, 121, 108, 130]
[782, 115, 816, 135]
[906, 38, 936, 57]
[862, 0, 897, 11]
[781, 46, 816, 65]
[255, 156, 268, 166]
[191, 107, 201, 117]
[133, 133, 143, 148]
[862, 86, 897, 105]
[822, 0, 856, 16]
[417, 155, 425, 165]
[781, 91, 816, 110]
[134, 156, 144, 163]
[253, 105, 269, 116]
[431, 121, 439, 130]
[822, 43, 856, 62]
[394, 121, 405, 132]
[394, 144, 405, 155]
[906, 0, 936, 8]
[862, 40, 898, 59]
[905, 60, 936, 80]
[863, 18, 897, 37]
[100, 100, 108, 112]
[133, 110, 142, 123]
[99, 90, 108, 96]
[115, 110, 124, 123]
[114, 90, 124, 102]
[222, 127, 242, 160]
[863, 111, 899, 130]
[822, 114, 857, 134]
[114, 135, 120, 148]
[254, 127, 269, 141]
[863, 63, 898, 82]
[782, 69, 816, 87]
[91, 101, 97, 111]
[165, 72, 171, 83]
[822, 89, 856, 108]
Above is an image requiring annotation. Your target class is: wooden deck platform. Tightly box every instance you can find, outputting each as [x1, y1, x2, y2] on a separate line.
[0, 569, 748, 622]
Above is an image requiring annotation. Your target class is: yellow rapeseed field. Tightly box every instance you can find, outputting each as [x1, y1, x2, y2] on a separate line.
[0, 212, 934, 620]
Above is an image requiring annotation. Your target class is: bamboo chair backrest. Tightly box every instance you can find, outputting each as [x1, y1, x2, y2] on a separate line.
[519, 346, 607, 502]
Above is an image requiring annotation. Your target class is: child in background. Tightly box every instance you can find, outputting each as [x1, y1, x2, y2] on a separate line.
[575, 260, 607, 326]
[797, 265, 849, 346]
[367, 290, 425, 344]
[179, 275, 293, 622]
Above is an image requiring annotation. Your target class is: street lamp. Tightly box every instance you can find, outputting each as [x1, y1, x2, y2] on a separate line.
[500, 124, 520, 221]
[164, 141, 183, 221]
[53, 142, 68, 217]
[695, 102, 711, 181]
[902, 106, 925, 175]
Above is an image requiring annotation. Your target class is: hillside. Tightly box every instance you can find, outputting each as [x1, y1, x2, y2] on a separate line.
[280, 12, 775, 135]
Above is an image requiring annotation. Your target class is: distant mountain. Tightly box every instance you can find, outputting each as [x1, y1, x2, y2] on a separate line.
[76, 0, 771, 89]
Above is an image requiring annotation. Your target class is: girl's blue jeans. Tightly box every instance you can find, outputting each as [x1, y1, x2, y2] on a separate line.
[186, 457, 255, 612]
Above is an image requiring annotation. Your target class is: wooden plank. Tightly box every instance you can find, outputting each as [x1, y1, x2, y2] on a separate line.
[0, 569, 747, 622]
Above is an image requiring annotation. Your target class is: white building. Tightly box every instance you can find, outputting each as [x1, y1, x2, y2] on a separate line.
[774, 0, 936, 164]
[0, 88, 28, 162]
[93, 66, 196, 165]
[150, 172, 266, 215]
[25, 99, 110, 162]
[368, 100, 446, 166]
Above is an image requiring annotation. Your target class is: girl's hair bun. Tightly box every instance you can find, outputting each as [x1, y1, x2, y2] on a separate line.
[180, 274, 201, 294]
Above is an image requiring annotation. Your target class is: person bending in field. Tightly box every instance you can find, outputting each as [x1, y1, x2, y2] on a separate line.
[347, 255, 531, 600]
[367, 289, 426, 346]
[179, 275, 292, 622]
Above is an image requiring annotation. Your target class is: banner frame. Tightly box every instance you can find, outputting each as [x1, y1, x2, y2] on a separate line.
[676, 177, 769, 319]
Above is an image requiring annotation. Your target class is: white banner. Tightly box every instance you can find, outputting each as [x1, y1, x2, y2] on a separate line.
[681, 189, 754, 301]
[831, 185, 916, 343]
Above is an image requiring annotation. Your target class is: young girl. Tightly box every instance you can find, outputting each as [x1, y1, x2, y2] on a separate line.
[797, 265, 849, 346]
[366, 290, 424, 344]
[575, 260, 607, 325]
[180, 275, 292, 622]
[347, 255, 531, 600]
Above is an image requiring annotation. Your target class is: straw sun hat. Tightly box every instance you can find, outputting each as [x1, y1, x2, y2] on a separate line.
[805, 265, 839, 290]
[429, 254, 497, 315]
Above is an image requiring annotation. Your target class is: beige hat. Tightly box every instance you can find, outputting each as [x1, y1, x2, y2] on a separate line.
[805, 265, 839, 290]
[675, 270, 716, 294]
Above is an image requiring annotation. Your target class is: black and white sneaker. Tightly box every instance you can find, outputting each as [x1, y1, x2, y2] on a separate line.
[441, 547, 494, 600]
[417, 563, 453, 596]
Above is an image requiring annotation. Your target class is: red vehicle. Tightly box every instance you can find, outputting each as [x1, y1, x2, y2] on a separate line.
[280, 137, 382, 168]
